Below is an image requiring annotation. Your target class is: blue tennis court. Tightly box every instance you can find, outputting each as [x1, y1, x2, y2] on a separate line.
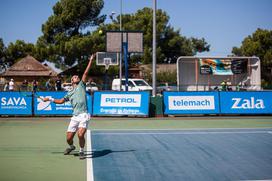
[86, 129, 272, 181]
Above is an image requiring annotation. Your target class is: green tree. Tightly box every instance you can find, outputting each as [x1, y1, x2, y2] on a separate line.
[0, 38, 7, 72]
[232, 28, 272, 85]
[0, 38, 4, 58]
[36, 3, 209, 76]
[0, 39, 36, 72]
[145, 70, 177, 85]
[37, 0, 106, 67]
[103, 7, 210, 64]
[5, 40, 35, 63]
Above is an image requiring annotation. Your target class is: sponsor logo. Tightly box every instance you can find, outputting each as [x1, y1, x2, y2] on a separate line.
[37, 97, 52, 111]
[231, 97, 265, 109]
[37, 96, 72, 111]
[100, 94, 141, 107]
[100, 108, 141, 114]
[168, 96, 215, 110]
[1, 97, 27, 106]
[55, 101, 72, 110]
[1, 97, 28, 109]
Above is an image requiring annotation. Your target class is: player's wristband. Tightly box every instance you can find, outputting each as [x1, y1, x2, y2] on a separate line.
[49, 98, 55, 102]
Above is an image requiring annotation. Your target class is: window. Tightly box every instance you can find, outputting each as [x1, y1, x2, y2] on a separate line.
[134, 80, 148, 86]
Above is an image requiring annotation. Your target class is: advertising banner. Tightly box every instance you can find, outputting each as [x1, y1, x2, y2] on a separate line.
[164, 91, 220, 114]
[219, 91, 272, 114]
[199, 59, 233, 75]
[0, 92, 32, 115]
[93, 91, 150, 116]
[34, 92, 92, 115]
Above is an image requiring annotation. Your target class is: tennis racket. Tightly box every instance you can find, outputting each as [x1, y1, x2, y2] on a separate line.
[18, 88, 43, 101]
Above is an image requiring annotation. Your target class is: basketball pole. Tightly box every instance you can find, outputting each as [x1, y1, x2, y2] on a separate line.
[104, 68, 108, 90]
[152, 0, 157, 96]
[123, 41, 129, 91]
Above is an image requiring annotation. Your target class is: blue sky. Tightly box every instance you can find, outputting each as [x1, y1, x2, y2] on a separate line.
[0, 0, 271, 56]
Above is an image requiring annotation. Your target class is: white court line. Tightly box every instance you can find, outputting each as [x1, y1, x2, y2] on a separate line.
[92, 131, 271, 135]
[239, 180, 272, 181]
[93, 127, 272, 132]
[87, 130, 94, 181]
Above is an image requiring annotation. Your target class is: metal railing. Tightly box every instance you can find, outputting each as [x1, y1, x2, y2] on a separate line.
[177, 84, 262, 91]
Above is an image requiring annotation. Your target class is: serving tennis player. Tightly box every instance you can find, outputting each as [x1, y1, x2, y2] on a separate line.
[43, 54, 95, 159]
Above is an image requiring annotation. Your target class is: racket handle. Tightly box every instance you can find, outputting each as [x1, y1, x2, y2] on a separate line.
[48, 97, 55, 102]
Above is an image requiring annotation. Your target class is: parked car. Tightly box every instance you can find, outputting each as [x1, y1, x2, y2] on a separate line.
[157, 83, 178, 94]
[112, 78, 153, 91]
[86, 82, 99, 92]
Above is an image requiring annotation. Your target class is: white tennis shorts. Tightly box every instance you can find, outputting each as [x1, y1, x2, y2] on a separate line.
[67, 113, 90, 132]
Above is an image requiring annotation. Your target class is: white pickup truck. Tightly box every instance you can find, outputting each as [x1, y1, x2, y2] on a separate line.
[112, 78, 153, 91]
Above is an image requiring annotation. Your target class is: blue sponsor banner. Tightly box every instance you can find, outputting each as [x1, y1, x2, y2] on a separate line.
[0, 91, 32, 115]
[93, 91, 150, 116]
[34, 91, 92, 115]
[219, 91, 272, 114]
[164, 91, 220, 114]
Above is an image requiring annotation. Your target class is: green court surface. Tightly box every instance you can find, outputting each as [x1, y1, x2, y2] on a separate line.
[0, 116, 272, 181]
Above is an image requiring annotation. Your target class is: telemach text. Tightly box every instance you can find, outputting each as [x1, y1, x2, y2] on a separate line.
[173, 99, 211, 106]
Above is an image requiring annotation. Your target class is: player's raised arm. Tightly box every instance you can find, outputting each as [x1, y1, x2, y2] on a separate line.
[43, 97, 65, 104]
[82, 54, 95, 83]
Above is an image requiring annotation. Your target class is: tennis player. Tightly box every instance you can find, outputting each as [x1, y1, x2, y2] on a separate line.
[43, 54, 95, 159]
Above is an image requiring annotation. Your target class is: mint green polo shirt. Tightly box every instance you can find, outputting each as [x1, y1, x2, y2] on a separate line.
[64, 81, 87, 116]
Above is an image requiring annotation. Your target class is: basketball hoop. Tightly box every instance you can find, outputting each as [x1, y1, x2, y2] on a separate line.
[104, 58, 111, 70]
[96, 52, 118, 66]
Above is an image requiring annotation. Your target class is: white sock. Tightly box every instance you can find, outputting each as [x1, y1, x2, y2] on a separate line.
[79, 147, 84, 153]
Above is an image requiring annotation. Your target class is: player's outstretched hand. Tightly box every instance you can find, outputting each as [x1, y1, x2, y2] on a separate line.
[42, 97, 55, 102]
[42, 97, 48, 102]
[89, 53, 95, 63]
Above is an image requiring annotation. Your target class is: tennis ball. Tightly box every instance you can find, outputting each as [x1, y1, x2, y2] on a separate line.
[99, 30, 103, 35]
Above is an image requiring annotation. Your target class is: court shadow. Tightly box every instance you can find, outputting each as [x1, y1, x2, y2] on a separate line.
[74, 149, 136, 159]
[51, 151, 64, 154]
[52, 149, 135, 159]
[51, 151, 77, 155]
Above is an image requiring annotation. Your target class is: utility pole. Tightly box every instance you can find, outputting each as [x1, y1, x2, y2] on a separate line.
[119, 0, 123, 91]
[152, 0, 157, 96]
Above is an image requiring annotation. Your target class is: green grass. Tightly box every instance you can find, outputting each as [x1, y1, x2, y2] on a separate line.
[0, 116, 272, 181]
[0, 118, 85, 181]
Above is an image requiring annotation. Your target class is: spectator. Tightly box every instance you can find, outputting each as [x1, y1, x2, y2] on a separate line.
[236, 83, 241, 91]
[55, 77, 62, 91]
[22, 79, 29, 91]
[45, 79, 52, 91]
[226, 79, 232, 91]
[220, 80, 227, 91]
[9, 79, 14, 91]
[3, 82, 9, 91]
[32, 80, 38, 92]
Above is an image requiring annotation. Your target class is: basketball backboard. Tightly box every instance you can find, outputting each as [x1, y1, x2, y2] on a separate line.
[96, 52, 119, 66]
[106, 31, 143, 53]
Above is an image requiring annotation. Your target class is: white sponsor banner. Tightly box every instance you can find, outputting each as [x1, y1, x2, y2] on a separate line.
[101, 94, 141, 107]
[168, 96, 215, 110]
